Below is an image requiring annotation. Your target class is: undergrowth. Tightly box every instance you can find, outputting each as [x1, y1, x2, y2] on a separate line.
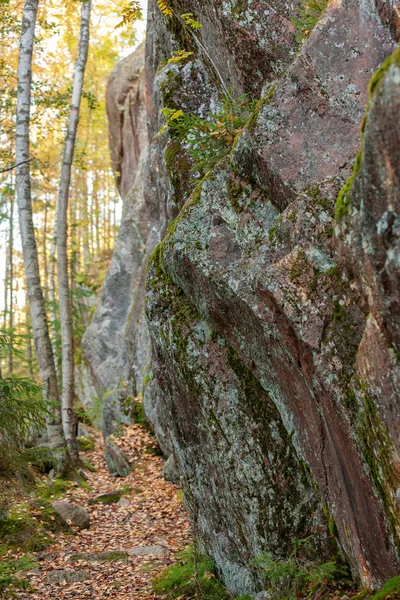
[0, 499, 72, 556]
[0, 331, 56, 481]
[159, 92, 254, 180]
[291, 0, 329, 43]
[254, 537, 351, 600]
[0, 555, 37, 598]
[152, 546, 251, 599]
[77, 435, 95, 452]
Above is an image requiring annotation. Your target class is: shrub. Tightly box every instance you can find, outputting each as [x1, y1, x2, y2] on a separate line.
[0, 332, 55, 481]
[159, 92, 254, 180]
[254, 538, 350, 600]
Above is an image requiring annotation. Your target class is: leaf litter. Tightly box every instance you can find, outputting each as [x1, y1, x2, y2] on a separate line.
[17, 424, 190, 599]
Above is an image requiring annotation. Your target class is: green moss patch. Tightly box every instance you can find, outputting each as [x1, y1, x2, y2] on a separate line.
[370, 576, 400, 600]
[36, 478, 70, 501]
[77, 436, 95, 452]
[336, 46, 400, 223]
[0, 555, 37, 598]
[368, 46, 400, 97]
[335, 149, 363, 221]
[152, 546, 251, 599]
[69, 551, 128, 563]
[0, 500, 72, 555]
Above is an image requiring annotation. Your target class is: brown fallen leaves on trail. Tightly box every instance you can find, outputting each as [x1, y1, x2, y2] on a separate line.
[20, 425, 190, 599]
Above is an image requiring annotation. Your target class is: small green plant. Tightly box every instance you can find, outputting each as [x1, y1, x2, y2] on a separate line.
[35, 478, 70, 500]
[291, 0, 329, 43]
[0, 555, 37, 598]
[254, 538, 350, 600]
[159, 92, 254, 179]
[0, 331, 56, 481]
[77, 436, 95, 452]
[81, 394, 102, 427]
[153, 545, 247, 599]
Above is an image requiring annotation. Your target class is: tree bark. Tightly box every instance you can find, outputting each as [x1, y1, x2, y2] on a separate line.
[48, 204, 59, 374]
[57, 0, 91, 466]
[8, 191, 14, 374]
[15, 0, 66, 456]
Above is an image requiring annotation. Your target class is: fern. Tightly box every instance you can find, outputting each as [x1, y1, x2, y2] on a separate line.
[180, 12, 202, 29]
[254, 537, 350, 600]
[159, 92, 254, 178]
[167, 50, 194, 64]
[0, 332, 55, 480]
[157, 0, 173, 17]
[115, 1, 143, 28]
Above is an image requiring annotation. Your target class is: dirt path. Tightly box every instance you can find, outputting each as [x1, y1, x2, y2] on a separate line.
[24, 425, 191, 599]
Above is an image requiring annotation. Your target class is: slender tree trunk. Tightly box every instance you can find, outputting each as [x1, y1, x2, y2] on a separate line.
[8, 193, 14, 373]
[15, 0, 66, 457]
[25, 307, 34, 379]
[3, 223, 9, 332]
[81, 172, 90, 266]
[43, 198, 49, 303]
[57, 0, 91, 466]
[48, 209, 60, 377]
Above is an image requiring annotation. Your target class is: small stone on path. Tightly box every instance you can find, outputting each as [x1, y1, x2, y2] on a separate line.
[126, 545, 168, 557]
[52, 501, 90, 530]
[46, 570, 90, 584]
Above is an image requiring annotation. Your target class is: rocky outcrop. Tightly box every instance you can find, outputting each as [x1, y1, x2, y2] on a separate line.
[139, 0, 400, 595]
[82, 43, 149, 455]
[88, 0, 400, 595]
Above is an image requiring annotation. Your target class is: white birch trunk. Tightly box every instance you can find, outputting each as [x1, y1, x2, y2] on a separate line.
[57, 0, 91, 466]
[15, 0, 66, 455]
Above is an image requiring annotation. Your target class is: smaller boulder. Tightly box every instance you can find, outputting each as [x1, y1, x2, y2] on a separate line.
[162, 455, 180, 484]
[52, 502, 90, 530]
[104, 438, 132, 477]
[117, 496, 130, 507]
[126, 545, 168, 557]
[47, 570, 89, 584]
[77, 423, 95, 439]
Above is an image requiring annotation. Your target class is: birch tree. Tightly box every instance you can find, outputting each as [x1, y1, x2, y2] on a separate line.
[15, 0, 66, 457]
[57, 0, 91, 466]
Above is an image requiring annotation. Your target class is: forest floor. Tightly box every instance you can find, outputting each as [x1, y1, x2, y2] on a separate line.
[17, 425, 191, 599]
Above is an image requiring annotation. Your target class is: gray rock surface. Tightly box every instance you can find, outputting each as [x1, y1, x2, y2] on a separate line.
[47, 570, 90, 584]
[140, 0, 400, 594]
[82, 42, 149, 449]
[52, 502, 90, 530]
[104, 437, 132, 478]
[126, 545, 168, 557]
[162, 455, 180, 484]
[86, 0, 400, 596]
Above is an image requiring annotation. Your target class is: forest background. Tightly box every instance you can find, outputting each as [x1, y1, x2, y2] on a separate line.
[0, 0, 145, 381]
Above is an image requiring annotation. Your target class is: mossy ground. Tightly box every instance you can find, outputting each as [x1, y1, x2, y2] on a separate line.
[152, 546, 252, 600]
[77, 436, 96, 452]
[0, 499, 72, 556]
[0, 555, 38, 598]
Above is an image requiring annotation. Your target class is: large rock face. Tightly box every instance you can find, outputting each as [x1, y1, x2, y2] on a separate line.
[89, 0, 400, 595]
[140, 0, 400, 595]
[82, 43, 149, 444]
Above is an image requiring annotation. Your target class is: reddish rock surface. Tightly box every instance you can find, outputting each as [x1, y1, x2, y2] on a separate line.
[86, 0, 400, 595]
